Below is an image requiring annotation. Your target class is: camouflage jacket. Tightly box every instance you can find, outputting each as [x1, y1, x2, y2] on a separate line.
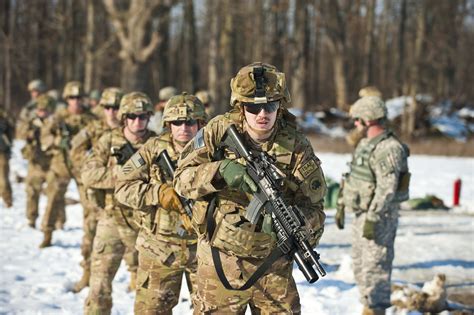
[20, 116, 51, 168]
[173, 109, 327, 259]
[16, 100, 37, 140]
[115, 131, 198, 256]
[40, 107, 96, 177]
[342, 131, 409, 222]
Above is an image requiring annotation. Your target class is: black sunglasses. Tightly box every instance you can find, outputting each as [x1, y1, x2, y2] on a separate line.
[68, 96, 82, 100]
[126, 113, 150, 120]
[171, 119, 197, 127]
[103, 105, 119, 111]
[243, 101, 280, 115]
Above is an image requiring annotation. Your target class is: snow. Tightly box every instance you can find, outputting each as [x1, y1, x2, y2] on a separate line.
[1, 141, 473, 314]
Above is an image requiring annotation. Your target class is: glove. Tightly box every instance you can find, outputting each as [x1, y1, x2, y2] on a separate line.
[180, 214, 194, 234]
[158, 183, 184, 213]
[335, 204, 345, 230]
[219, 159, 257, 194]
[362, 219, 376, 240]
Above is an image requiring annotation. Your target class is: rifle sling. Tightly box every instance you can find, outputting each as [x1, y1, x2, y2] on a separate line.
[206, 195, 284, 291]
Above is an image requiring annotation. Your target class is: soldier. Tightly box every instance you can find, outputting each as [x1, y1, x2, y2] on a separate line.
[0, 108, 14, 208]
[173, 62, 327, 314]
[115, 92, 207, 314]
[336, 96, 410, 315]
[21, 95, 55, 227]
[69, 87, 123, 293]
[88, 89, 103, 118]
[16, 79, 47, 139]
[196, 90, 215, 119]
[39, 81, 96, 248]
[82, 92, 156, 315]
[148, 86, 177, 134]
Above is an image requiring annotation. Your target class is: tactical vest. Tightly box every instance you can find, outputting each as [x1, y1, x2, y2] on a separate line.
[209, 111, 300, 259]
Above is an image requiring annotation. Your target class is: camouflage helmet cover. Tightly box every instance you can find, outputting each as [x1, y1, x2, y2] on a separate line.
[99, 87, 123, 107]
[47, 89, 60, 100]
[162, 92, 207, 125]
[89, 89, 102, 101]
[118, 91, 153, 119]
[28, 79, 47, 93]
[358, 86, 382, 98]
[159, 86, 177, 101]
[35, 94, 56, 111]
[63, 81, 85, 99]
[350, 96, 387, 121]
[230, 62, 291, 107]
[195, 90, 211, 105]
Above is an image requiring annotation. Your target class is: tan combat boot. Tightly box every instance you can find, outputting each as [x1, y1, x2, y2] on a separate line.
[127, 271, 137, 292]
[362, 307, 385, 315]
[72, 268, 90, 293]
[39, 231, 53, 248]
[28, 220, 35, 229]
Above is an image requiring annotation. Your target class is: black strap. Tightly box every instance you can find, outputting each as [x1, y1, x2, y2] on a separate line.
[206, 196, 284, 291]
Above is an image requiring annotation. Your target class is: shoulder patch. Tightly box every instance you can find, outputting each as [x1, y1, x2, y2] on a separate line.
[299, 159, 318, 179]
[130, 152, 145, 169]
[194, 128, 205, 149]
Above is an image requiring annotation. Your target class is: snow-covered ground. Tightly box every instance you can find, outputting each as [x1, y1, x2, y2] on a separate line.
[1, 141, 473, 314]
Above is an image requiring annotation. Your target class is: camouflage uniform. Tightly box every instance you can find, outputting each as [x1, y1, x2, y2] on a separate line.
[115, 93, 207, 314]
[21, 95, 55, 226]
[340, 96, 409, 313]
[0, 110, 14, 207]
[173, 63, 327, 314]
[148, 86, 177, 134]
[39, 81, 96, 246]
[82, 92, 155, 315]
[69, 87, 123, 293]
[16, 79, 47, 140]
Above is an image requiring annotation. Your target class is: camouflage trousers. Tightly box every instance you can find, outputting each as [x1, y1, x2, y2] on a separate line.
[40, 170, 68, 232]
[84, 210, 138, 315]
[25, 161, 48, 224]
[351, 208, 399, 309]
[0, 153, 12, 207]
[135, 237, 198, 315]
[77, 185, 99, 274]
[192, 237, 301, 315]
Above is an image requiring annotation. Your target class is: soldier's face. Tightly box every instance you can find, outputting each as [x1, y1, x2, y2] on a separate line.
[125, 111, 150, 134]
[244, 102, 278, 134]
[36, 108, 50, 119]
[170, 120, 199, 143]
[67, 96, 83, 114]
[30, 90, 40, 99]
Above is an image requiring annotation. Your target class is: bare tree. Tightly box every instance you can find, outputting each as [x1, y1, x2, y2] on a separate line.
[361, 0, 376, 86]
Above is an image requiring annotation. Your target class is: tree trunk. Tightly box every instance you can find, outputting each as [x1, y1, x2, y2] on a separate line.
[397, 0, 407, 96]
[219, 0, 235, 108]
[290, 0, 308, 110]
[84, 0, 95, 92]
[182, 0, 198, 93]
[361, 0, 376, 86]
[207, 0, 221, 113]
[378, 0, 391, 92]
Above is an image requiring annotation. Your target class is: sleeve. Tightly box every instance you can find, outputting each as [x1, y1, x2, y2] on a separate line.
[70, 125, 93, 176]
[81, 133, 115, 190]
[15, 107, 31, 140]
[114, 141, 162, 210]
[291, 137, 327, 245]
[40, 116, 58, 152]
[366, 144, 405, 221]
[173, 123, 226, 200]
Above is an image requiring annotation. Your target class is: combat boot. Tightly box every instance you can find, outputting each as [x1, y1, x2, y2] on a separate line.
[39, 231, 53, 248]
[127, 271, 137, 292]
[362, 307, 385, 315]
[72, 268, 90, 293]
[28, 220, 35, 229]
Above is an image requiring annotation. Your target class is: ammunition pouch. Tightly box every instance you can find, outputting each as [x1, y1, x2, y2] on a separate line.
[342, 177, 375, 213]
[394, 171, 411, 202]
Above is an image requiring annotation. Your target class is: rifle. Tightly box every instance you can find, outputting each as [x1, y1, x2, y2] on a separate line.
[111, 142, 136, 165]
[220, 124, 326, 284]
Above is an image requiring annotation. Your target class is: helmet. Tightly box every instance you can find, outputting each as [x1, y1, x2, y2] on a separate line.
[89, 89, 102, 101]
[99, 87, 123, 107]
[350, 96, 387, 121]
[358, 86, 382, 98]
[162, 92, 207, 125]
[118, 92, 153, 119]
[230, 62, 290, 107]
[159, 86, 177, 101]
[35, 95, 56, 111]
[47, 89, 60, 100]
[28, 79, 47, 93]
[195, 90, 211, 105]
[62, 81, 85, 99]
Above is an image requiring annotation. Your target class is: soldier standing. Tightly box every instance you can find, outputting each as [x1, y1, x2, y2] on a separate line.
[39, 81, 96, 248]
[21, 95, 55, 227]
[16, 79, 47, 139]
[0, 108, 14, 208]
[148, 86, 177, 134]
[336, 96, 410, 315]
[115, 92, 207, 314]
[173, 62, 327, 314]
[88, 89, 103, 118]
[82, 92, 156, 314]
[69, 87, 123, 293]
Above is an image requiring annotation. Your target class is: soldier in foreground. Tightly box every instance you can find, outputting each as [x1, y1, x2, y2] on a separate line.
[21, 95, 55, 227]
[148, 86, 177, 134]
[16, 79, 47, 138]
[174, 62, 327, 314]
[82, 92, 156, 314]
[336, 96, 410, 315]
[115, 93, 207, 314]
[69, 87, 123, 293]
[0, 108, 14, 208]
[39, 81, 96, 248]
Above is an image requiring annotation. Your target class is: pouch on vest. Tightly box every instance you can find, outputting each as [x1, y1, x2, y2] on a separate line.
[395, 171, 411, 202]
[342, 178, 375, 213]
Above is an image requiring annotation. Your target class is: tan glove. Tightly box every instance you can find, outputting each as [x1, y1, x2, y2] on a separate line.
[158, 183, 185, 213]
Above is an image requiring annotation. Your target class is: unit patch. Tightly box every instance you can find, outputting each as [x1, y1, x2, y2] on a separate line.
[299, 159, 318, 179]
[130, 152, 145, 169]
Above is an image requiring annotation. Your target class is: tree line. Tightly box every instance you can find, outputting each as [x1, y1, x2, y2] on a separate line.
[1, 0, 473, 118]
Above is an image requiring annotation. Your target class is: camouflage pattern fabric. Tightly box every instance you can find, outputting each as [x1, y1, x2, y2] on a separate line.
[0, 112, 13, 207]
[82, 127, 154, 315]
[115, 132, 199, 314]
[173, 110, 327, 312]
[16, 100, 38, 140]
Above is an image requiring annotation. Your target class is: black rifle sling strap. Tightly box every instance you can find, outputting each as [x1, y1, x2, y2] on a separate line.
[206, 196, 284, 291]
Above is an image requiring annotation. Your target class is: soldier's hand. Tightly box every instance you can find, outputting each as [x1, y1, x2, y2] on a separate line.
[362, 219, 376, 240]
[180, 214, 194, 234]
[335, 204, 345, 230]
[219, 159, 257, 194]
[158, 183, 184, 213]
